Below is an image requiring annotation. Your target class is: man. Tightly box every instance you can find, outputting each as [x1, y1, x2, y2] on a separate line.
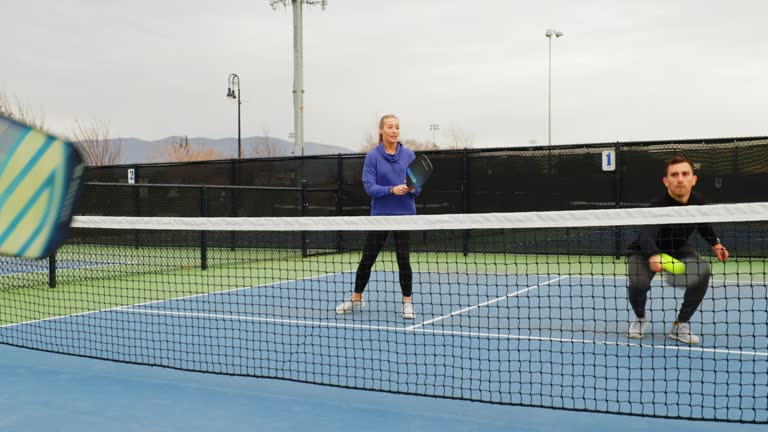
[626, 155, 729, 344]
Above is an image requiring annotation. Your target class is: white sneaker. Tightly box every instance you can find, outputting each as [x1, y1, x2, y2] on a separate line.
[402, 302, 415, 319]
[335, 299, 365, 314]
[668, 321, 700, 345]
[628, 316, 649, 339]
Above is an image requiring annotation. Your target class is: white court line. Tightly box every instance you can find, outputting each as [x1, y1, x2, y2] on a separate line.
[4, 270, 764, 358]
[121, 308, 406, 332]
[0, 260, 126, 278]
[2, 270, 760, 333]
[406, 275, 570, 330]
[569, 274, 767, 288]
[555, 274, 766, 284]
[0, 270, 349, 330]
[114, 307, 768, 358]
[0, 271, 576, 331]
[123, 270, 348, 309]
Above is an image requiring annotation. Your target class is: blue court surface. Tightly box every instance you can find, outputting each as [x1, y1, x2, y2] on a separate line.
[1, 270, 766, 430]
[1, 344, 764, 432]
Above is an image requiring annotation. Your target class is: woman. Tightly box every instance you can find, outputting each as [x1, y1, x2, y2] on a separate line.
[335, 114, 420, 319]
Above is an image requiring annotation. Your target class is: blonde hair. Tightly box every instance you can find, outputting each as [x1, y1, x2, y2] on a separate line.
[377, 114, 399, 144]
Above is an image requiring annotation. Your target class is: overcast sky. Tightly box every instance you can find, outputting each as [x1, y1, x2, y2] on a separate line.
[2, 0, 766, 151]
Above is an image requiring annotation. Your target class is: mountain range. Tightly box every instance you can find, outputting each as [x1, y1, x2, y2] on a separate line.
[111, 136, 357, 164]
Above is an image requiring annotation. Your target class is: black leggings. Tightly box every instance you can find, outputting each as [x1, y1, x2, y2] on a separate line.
[354, 231, 412, 297]
[627, 247, 711, 323]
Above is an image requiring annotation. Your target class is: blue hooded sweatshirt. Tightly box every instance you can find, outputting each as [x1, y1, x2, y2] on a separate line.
[362, 143, 421, 215]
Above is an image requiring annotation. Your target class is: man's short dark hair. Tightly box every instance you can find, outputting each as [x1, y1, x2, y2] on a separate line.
[666, 155, 694, 175]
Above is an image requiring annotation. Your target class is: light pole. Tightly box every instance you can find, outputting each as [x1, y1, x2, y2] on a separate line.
[270, 0, 327, 157]
[429, 123, 439, 147]
[545, 29, 563, 146]
[226, 73, 242, 158]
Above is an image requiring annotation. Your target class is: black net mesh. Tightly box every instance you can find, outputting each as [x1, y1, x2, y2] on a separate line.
[1, 206, 767, 423]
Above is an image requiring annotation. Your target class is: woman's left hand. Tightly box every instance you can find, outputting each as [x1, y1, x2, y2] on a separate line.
[391, 184, 411, 195]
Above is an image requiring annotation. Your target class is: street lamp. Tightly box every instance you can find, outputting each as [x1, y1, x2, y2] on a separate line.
[545, 29, 563, 146]
[226, 73, 242, 158]
[429, 123, 439, 147]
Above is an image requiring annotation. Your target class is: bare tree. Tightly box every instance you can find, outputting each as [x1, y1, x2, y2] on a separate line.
[444, 126, 475, 150]
[0, 90, 12, 119]
[359, 131, 378, 153]
[1, 90, 123, 166]
[402, 138, 438, 151]
[71, 118, 121, 166]
[0, 90, 46, 130]
[358, 115, 443, 153]
[158, 136, 225, 162]
[247, 127, 282, 158]
[359, 134, 439, 153]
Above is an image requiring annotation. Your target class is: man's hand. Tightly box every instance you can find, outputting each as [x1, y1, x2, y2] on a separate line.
[712, 243, 729, 262]
[648, 254, 663, 273]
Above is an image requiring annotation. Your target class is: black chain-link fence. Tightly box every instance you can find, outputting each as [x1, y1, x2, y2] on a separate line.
[23, 137, 765, 288]
[76, 137, 768, 264]
[77, 183, 335, 218]
[82, 137, 768, 217]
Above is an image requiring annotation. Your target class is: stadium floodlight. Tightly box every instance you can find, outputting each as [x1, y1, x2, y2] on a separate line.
[545, 29, 564, 38]
[270, 0, 327, 9]
[545, 28, 564, 146]
[270, 0, 328, 158]
[429, 123, 439, 146]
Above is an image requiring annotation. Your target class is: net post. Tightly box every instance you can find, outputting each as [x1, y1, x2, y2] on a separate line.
[230, 160, 237, 251]
[336, 153, 343, 252]
[133, 180, 140, 250]
[200, 185, 208, 270]
[301, 179, 308, 257]
[48, 253, 56, 288]
[613, 141, 622, 259]
[463, 149, 470, 256]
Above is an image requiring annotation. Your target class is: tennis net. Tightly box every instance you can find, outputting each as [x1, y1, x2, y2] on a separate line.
[1, 203, 767, 422]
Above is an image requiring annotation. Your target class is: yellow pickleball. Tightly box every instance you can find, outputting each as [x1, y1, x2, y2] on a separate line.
[659, 253, 686, 275]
